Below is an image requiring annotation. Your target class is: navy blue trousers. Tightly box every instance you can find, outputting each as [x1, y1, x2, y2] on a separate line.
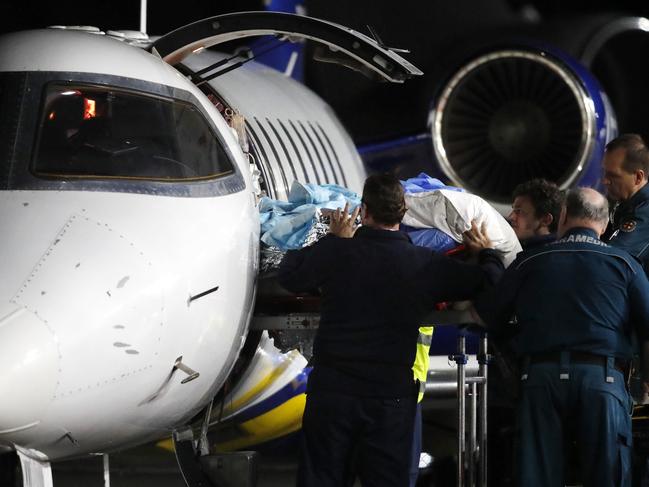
[409, 402, 422, 487]
[297, 390, 416, 487]
[518, 362, 633, 487]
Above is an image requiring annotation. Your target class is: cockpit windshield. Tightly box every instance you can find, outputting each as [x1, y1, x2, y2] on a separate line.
[33, 83, 234, 181]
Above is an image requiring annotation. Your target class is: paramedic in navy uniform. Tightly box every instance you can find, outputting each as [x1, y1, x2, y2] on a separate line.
[476, 187, 649, 487]
[491, 178, 563, 483]
[602, 133, 649, 275]
[602, 133, 649, 487]
[278, 173, 504, 487]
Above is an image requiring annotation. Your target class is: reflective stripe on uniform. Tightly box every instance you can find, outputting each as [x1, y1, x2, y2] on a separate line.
[413, 326, 434, 402]
[417, 333, 432, 346]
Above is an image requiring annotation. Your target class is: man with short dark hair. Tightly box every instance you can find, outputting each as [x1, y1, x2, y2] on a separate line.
[509, 178, 563, 249]
[476, 187, 649, 487]
[278, 173, 504, 487]
[602, 133, 649, 274]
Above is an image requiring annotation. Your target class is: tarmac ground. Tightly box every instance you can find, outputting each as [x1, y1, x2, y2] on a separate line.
[50, 409, 459, 487]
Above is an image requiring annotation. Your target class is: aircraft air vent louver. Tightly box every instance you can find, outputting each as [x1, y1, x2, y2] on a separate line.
[431, 50, 596, 203]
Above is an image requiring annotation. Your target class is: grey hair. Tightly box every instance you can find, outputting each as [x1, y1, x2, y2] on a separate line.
[564, 187, 609, 225]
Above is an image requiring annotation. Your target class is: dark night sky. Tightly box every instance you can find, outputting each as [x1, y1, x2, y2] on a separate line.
[4, 0, 649, 143]
[2, 1, 649, 37]
[0, 0, 263, 36]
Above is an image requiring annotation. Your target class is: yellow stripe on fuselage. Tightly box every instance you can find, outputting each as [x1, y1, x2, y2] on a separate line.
[221, 350, 301, 416]
[156, 393, 307, 453]
[215, 393, 306, 452]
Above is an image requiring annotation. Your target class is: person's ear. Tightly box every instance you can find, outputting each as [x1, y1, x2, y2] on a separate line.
[636, 169, 647, 186]
[360, 203, 369, 224]
[557, 206, 568, 236]
[596, 220, 608, 238]
[540, 213, 553, 230]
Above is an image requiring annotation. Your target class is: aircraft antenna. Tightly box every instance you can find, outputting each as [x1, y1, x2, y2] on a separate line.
[284, 50, 299, 77]
[140, 0, 147, 34]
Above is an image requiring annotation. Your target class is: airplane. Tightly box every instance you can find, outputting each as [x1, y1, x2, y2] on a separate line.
[0, 10, 424, 487]
[2, 3, 646, 486]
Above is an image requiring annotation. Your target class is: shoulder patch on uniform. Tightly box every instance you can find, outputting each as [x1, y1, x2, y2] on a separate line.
[621, 220, 637, 232]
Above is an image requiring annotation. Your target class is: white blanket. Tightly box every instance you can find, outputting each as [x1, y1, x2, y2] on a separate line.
[403, 189, 521, 267]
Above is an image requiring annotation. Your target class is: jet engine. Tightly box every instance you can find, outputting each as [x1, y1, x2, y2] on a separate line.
[429, 45, 616, 208]
[427, 15, 649, 209]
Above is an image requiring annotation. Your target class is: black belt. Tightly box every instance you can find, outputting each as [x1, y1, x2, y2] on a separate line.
[528, 351, 626, 373]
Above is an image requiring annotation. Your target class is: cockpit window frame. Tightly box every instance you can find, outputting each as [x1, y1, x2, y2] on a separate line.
[32, 81, 236, 183]
[0, 71, 246, 198]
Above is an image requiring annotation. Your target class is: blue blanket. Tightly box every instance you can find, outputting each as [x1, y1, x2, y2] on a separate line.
[259, 174, 462, 253]
[400, 172, 464, 194]
[260, 181, 361, 250]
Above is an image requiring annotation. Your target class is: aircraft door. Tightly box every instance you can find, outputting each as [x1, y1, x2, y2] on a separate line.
[151, 11, 422, 83]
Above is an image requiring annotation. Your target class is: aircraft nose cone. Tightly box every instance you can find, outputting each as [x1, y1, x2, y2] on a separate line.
[0, 306, 60, 434]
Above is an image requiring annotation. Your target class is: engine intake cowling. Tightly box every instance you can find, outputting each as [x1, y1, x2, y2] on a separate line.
[430, 48, 614, 204]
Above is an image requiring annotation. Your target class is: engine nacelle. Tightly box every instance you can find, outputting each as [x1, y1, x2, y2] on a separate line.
[429, 45, 616, 210]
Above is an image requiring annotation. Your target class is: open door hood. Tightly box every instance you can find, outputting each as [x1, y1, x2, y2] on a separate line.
[150, 11, 423, 83]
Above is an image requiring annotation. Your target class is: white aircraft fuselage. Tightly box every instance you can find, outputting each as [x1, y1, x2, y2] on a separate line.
[0, 29, 259, 460]
[0, 15, 420, 468]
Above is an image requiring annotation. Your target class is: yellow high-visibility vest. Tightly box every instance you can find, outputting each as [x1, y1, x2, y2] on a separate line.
[412, 326, 434, 403]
